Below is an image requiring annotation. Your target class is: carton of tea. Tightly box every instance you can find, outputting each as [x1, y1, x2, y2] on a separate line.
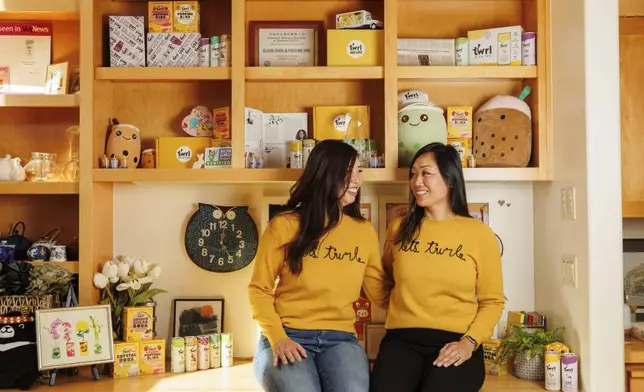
[149, 1, 173, 33]
[113, 341, 140, 378]
[123, 306, 154, 342]
[140, 339, 166, 375]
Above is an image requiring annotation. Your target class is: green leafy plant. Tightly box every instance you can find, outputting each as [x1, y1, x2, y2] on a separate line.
[500, 325, 565, 364]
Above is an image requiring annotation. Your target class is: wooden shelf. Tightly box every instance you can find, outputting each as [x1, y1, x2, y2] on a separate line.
[0, 182, 79, 195]
[95, 67, 232, 81]
[27, 261, 79, 274]
[397, 66, 538, 80]
[92, 168, 543, 183]
[0, 94, 80, 108]
[246, 67, 384, 81]
[0, 0, 79, 20]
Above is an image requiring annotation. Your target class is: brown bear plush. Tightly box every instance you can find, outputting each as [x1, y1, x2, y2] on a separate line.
[473, 87, 532, 167]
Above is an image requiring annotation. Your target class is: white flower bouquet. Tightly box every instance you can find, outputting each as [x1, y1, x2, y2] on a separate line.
[93, 255, 167, 340]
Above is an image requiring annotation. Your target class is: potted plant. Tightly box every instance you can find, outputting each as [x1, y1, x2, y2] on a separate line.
[499, 325, 565, 381]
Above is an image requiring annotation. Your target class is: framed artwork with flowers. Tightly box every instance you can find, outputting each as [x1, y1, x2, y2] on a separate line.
[172, 298, 225, 337]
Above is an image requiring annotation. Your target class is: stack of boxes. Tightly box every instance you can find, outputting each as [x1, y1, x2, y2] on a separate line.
[113, 306, 166, 378]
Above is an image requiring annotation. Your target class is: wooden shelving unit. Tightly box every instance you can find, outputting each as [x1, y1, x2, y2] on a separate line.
[95, 67, 232, 81]
[27, 261, 80, 274]
[0, 0, 79, 20]
[397, 66, 538, 80]
[246, 66, 384, 80]
[0, 182, 79, 195]
[0, 94, 80, 108]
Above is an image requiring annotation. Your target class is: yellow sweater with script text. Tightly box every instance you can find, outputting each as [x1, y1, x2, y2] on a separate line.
[248, 213, 391, 346]
[383, 216, 505, 345]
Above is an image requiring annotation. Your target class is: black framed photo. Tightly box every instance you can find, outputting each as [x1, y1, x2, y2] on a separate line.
[172, 298, 225, 337]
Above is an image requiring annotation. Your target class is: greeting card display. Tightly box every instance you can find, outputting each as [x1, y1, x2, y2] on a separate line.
[184, 203, 259, 273]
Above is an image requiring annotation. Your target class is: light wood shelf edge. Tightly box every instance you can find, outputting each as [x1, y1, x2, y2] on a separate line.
[0, 94, 80, 108]
[246, 66, 384, 80]
[0, 182, 79, 194]
[0, 0, 79, 20]
[95, 67, 232, 81]
[27, 261, 80, 274]
[397, 66, 538, 80]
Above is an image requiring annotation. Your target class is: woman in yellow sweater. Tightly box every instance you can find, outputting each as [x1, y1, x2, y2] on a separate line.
[369, 142, 505, 392]
[248, 140, 390, 392]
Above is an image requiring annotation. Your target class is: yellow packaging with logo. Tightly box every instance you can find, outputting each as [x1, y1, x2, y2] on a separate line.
[448, 138, 471, 168]
[313, 105, 370, 140]
[327, 30, 383, 66]
[123, 306, 154, 342]
[113, 341, 140, 378]
[140, 339, 166, 375]
[156, 136, 212, 168]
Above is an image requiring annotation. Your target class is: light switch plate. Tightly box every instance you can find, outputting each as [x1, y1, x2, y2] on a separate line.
[560, 187, 576, 220]
[562, 254, 578, 288]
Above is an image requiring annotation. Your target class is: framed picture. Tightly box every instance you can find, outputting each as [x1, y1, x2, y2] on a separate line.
[35, 305, 114, 371]
[378, 195, 409, 243]
[68, 65, 80, 94]
[44, 62, 69, 95]
[249, 21, 325, 67]
[173, 298, 224, 338]
[364, 322, 386, 362]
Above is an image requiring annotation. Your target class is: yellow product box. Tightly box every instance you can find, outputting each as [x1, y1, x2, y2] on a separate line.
[113, 341, 140, 378]
[123, 306, 154, 342]
[313, 105, 370, 140]
[156, 136, 212, 169]
[173, 1, 199, 33]
[467, 25, 523, 66]
[448, 138, 471, 168]
[482, 340, 507, 376]
[213, 106, 230, 139]
[139, 339, 166, 375]
[149, 1, 173, 33]
[447, 106, 472, 138]
[327, 30, 383, 66]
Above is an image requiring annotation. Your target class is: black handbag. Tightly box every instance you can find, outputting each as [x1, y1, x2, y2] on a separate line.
[6, 222, 32, 261]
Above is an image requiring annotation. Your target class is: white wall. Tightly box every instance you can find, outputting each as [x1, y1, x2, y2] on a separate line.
[534, 0, 623, 391]
[114, 182, 535, 357]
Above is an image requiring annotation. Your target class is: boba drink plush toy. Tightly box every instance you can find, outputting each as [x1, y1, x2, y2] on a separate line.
[397, 90, 448, 168]
[473, 86, 532, 167]
[106, 118, 142, 168]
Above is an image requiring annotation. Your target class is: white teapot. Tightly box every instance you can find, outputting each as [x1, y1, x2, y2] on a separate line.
[0, 154, 26, 182]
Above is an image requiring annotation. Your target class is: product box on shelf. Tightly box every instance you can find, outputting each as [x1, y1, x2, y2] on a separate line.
[139, 339, 166, 375]
[447, 106, 473, 138]
[109, 16, 146, 67]
[397, 38, 455, 66]
[0, 21, 52, 93]
[146, 33, 201, 67]
[123, 306, 154, 342]
[468, 25, 523, 66]
[113, 341, 140, 378]
[156, 136, 213, 169]
[313, 105, 371, 140]
[327, 30, 383, 66]
[482, 339, 507, 376]
[448, 138, 471, 168]
[173, 1, 200, 33]
[213, 107, 231, 139]
[149, 1, 174, 33]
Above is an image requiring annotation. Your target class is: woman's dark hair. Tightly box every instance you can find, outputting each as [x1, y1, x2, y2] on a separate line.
[394, 142, 472, 246]
[281, 140, 365, 275]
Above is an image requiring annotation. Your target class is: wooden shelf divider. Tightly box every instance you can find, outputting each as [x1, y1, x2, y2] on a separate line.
[95, 67, 232, 81]
[0, 94, 80, 108]
[0, 0, 79, 20]
[397, 66, 538, 80]
[0, 182, 79, 195]
[27, 261, 80, 274]
[246, 66, 384, 81]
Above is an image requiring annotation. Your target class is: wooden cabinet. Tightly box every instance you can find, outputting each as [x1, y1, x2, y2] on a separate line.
[620, 18, 644, 217]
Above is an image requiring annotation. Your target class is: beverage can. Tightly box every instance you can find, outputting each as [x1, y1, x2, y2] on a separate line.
[455, 38, 469, 66]
[522, 32, 537, 65]
[210, 36, 220, 67]
[199, 38, 210, 67]
[220, 35, 230, 67]
[302, 139, 315, 167]
[221, 333, 233, 367]
[197, 335, 210, 370]
[184, 336, 198, 372]
[545, 350, 561, 391]
[209, 333, 221, 368]
[171, 337, 185, 373]
[562, 353, 578, 392]
[289, 140, 303, 169]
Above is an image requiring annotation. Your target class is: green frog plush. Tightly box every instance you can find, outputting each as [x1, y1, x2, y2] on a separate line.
[398, 101, 447, 168]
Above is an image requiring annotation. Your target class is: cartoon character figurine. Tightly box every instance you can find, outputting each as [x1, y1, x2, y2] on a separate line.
[182, 105, 214, 137]
[106, 118, 142, 168]
[397, 90, 447, 168]
[472, 86, 532, 167]
[0, 313, 39, 390]
[353, 296, 371, 340]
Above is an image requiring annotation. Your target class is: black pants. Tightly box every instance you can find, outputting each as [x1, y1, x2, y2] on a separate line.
[370, 328, 485, 392]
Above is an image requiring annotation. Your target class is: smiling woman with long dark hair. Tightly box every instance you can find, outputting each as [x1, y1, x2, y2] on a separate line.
[248, 140, 390, 392]
[370, 142, 505, 392]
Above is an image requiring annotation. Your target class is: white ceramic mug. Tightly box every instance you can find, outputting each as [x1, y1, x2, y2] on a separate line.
[49, 245, 67, 261]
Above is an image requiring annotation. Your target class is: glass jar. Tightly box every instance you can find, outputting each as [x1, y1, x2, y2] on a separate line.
[24, 152, 60, 181]
[62, 153, 80, 182]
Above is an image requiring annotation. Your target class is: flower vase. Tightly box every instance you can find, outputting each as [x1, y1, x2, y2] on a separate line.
[52, 341, 61, 359]
[66, 341, 75, 357]
[79, 341, 88, 356]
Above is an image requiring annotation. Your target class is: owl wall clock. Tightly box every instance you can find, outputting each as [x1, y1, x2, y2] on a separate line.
[185, 203, 259, 273]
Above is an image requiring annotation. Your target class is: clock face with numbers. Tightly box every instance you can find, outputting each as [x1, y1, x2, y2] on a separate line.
[184, 203, 259, 273]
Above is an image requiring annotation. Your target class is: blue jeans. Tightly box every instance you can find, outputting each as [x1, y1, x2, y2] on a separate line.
[253, 327, 370, 392]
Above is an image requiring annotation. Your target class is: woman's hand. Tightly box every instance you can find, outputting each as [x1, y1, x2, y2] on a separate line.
[433, 338, 476, 367]
[272, 338, 308, 366]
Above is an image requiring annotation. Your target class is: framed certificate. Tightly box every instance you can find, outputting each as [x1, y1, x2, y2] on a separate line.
[249, 21, 324, 67]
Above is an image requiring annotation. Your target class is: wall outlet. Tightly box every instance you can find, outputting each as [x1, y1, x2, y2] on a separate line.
[562, 254, 578, 288]
[560, 187, 576, 220]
